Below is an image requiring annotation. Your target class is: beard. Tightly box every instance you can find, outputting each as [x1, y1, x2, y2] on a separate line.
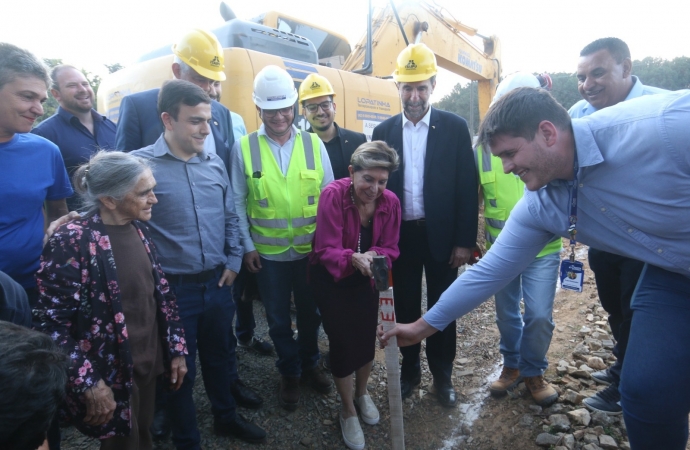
[403, 101, 428, 120]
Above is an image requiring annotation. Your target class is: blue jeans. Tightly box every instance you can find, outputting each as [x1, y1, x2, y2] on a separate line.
[494, 252, 559, 377]
[167, 271, 238, 450]
[255, 257, 321, 376]
[232, 266, 256, 342]
[621, 264, 690, 450]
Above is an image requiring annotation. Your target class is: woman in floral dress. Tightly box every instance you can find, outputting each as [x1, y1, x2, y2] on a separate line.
[33, 152, 187, 450]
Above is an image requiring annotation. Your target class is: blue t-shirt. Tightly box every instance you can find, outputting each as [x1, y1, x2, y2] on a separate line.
[0, 133, 73, 288]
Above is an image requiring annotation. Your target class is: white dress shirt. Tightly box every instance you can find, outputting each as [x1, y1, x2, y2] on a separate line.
[401, 107, 431, 221]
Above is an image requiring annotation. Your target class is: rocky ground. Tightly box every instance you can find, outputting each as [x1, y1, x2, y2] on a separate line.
[57, 242, 688, 449]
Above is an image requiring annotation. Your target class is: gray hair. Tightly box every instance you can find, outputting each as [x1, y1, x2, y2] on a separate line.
[173, 56, 195, 77]
[0, 43, 50, 90]
[350, 141, 400, 173]
[73, 151, 152, 216]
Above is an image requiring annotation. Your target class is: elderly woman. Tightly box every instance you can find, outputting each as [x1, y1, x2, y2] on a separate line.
[309, 141, 401, 450]
[33, 152, 187, 450]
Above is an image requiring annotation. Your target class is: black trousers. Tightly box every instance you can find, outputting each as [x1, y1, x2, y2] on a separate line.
[588, 248, 644, 383]
[393, 221, 457, 384]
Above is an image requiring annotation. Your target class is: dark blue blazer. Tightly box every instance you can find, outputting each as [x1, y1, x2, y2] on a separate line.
[372, 107, 478, 262]
[115, 88, 234, 172]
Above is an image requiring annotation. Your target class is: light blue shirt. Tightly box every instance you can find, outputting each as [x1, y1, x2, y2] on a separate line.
[132, 136, 243, 275]
[424, 90, 690, 330]
[569, 76, 668, 118]
[231, 112, 247, 141]
[230, 124, 334, 260]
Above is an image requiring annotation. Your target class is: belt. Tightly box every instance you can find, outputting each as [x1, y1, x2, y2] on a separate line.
[403, 218, 426, 227]
[165, 267, 220, 285]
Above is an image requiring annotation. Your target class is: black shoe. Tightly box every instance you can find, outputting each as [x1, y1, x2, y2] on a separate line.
[230, 379, 264, 409]
[434, 380, 458, 408]
[214, 415, 267, 443]
[400, 375, 421, 399]
[238, 336, 274, 356]
[583, 383, 622, 416]
[150, 407, 170, 441]
[591, 368, 616, 385]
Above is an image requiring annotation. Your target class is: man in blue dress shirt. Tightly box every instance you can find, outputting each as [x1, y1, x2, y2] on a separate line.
[569, 37, 668, 416]
[33, 65, 117, 211]
[380, 88, 690, 450]
[131, 80, 266, 448]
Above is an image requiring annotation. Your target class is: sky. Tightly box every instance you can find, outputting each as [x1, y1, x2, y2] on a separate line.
[2, 0, 688, 99]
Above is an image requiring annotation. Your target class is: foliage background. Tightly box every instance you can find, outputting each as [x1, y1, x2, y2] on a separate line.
[434, 56, 690, 135]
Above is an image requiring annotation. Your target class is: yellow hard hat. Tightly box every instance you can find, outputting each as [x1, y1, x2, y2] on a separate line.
[172, 29, 226, 82]
[393, 43, 438, 83]
[299, 74, 336, 103]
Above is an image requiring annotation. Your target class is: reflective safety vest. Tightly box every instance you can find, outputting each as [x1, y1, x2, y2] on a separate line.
[241, 130, 324, 255]
[476, 146, 561, 257]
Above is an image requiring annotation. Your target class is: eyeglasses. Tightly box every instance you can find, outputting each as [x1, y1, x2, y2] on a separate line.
[262, 107, 294, 118]
[304, 101, 333, 114]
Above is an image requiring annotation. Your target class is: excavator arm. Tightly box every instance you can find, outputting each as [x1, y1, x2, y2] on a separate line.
[342, 1, 501, 119]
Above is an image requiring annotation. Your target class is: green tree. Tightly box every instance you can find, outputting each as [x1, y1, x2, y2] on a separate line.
[35, 58, 63, 124]
[633, 56, 690, 90]
[433, 81, 480, 134]
[548, 72, 581, 110]
[434, 56, 690, 131]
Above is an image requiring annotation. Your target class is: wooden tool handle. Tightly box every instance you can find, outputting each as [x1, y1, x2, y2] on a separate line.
[380, 288, 405, 450]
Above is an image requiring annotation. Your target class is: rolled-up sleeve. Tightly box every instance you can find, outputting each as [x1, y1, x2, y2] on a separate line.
[423, 198, 556, 330]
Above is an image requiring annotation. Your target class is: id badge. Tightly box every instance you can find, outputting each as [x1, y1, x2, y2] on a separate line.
[560, 260, 585, 293]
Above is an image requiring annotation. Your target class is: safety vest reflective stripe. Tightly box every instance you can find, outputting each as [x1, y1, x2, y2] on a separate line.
[481, 145, 493, 172]
[293, 234, 314, 245]
[249, 217, 289, 228]
[251, 233, 291, 246]
[292, 217, 316, 227]
[249, 132, 262, 172]
[247, 216, 316, 228]
[302, 134, 315, 205]
[486, 218, 506, 230]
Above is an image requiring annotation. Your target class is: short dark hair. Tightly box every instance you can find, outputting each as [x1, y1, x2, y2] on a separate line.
[157, 79, 211, 120]
[0, 43, 50, 91]
[0, 321, 68, 450]
[50, 64, 80, 91]
[580, 37, 631, 64]
[477, 87, 571, 149]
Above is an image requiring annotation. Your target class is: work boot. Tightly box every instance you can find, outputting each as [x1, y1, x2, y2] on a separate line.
[489, 367, 522, 396]
[279, 376, 300, 411]
[524, 375, 559, 406]
[301, 366, 333, 394]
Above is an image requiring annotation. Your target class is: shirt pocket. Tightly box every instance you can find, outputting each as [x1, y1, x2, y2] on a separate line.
[300, 170, 320, 197]
[251, 177, 271, 211]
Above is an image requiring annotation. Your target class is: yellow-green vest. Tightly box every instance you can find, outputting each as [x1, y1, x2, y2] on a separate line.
[476, 146, 561, 257]
[241, 130, 324, 255]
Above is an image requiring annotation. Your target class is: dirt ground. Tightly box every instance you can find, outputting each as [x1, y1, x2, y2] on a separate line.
[60, 239, 610, 450]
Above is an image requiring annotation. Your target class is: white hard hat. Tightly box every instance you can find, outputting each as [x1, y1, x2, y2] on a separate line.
[252, 65, 298, 110]
[491, 72, 541, 106]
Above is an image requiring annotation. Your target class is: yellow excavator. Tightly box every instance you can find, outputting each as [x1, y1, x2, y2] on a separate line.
[97, 1, 501, 139]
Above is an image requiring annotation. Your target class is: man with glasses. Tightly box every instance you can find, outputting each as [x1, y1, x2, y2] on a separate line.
[299, 74, 366, 180]
[230, 65, 334, 411]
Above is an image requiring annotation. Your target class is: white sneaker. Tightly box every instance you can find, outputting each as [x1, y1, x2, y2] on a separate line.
[355, 394, 380, 425]
[340, 413, 365, 450]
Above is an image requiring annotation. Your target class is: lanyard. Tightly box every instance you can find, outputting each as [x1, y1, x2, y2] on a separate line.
[568, 158, 579, 262]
